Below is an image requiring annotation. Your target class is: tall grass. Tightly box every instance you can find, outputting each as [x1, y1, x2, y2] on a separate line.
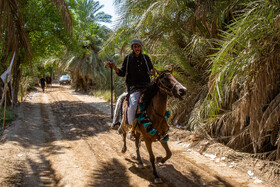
[90, 89, 113, 102]
[0, 107, 15, 132]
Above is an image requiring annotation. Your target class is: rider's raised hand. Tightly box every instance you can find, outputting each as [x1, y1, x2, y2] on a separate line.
[150, 69, 156, 76]
[104, 62, 113, 69]
[104, 62, 119, 73]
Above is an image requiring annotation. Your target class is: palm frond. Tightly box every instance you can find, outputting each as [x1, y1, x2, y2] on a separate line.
[53, 0, 73, 31]
[0, 0, 31, 61]
[204, 0, 280, 117]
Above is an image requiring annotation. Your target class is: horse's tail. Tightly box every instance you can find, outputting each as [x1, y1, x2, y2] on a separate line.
[112, 92, 127, 133]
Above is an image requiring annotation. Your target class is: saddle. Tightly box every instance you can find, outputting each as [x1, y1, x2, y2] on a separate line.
[123, 93, 145, 125]
[113, 90, 170, 143]
[113, 84, 167, 133]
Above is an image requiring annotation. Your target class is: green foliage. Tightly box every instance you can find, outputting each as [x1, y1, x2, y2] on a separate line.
[204, 0, 280, 117]
[0, 0, 74, 93]
[22, 0, 71, 60]
[91, 89, 112, 102]
[0, 107, 15, 124]
[103, 0, 239, 90]
[59, 0, 114, 92]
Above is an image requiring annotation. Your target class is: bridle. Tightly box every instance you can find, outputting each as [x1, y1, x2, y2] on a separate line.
[155, 71, 178, 96]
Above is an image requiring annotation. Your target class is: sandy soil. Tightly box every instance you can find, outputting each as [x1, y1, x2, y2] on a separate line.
[0, 84, 278, 187]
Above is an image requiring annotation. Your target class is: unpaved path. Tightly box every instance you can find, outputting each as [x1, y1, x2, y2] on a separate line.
[0, 84, 269, 186]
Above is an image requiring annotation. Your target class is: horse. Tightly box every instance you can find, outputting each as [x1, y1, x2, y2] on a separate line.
[118, 69, 187, 184]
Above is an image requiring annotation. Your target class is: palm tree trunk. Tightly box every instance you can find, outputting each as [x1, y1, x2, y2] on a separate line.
[11, 56, 21, 107]
[82, 76, 87, 92]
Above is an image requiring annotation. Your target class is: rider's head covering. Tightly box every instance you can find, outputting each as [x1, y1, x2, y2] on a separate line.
[130, 38, 143, 49]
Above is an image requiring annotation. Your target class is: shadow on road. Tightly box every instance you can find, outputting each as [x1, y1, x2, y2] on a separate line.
[129, 164, 199, 187]
[0, 88, 241, 187]
[89, 158, 132, 186]
[3, 98, 112, 150]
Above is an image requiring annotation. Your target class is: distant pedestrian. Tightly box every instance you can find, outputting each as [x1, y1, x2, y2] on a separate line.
[46, 75, 52, 87]
[40, 75, 46, 92]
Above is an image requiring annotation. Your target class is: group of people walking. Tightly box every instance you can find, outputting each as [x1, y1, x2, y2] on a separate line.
[40, 75, 52, 92]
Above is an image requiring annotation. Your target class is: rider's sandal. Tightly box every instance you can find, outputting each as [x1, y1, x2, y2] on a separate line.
[111, 122, 120, 130]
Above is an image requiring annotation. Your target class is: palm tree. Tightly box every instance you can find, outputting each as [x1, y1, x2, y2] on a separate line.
[204, 0, 280, 160]
[61, 0, 112, 91]
[113, 0, 235, 73]
[76, 0, 112, 24]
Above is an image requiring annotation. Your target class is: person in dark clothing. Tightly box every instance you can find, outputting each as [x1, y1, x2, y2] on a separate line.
[46, 75, 51, 84]
[104, 39, 155, 139]
[46, 75, 52, 87]
[40, 75, 46, 92]
[116, 47, 153, 92]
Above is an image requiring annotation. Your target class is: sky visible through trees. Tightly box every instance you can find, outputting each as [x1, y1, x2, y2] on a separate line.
[98, 0, 117, 29]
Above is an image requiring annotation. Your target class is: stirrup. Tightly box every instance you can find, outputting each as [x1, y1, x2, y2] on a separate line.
[138, 105, 146, 112]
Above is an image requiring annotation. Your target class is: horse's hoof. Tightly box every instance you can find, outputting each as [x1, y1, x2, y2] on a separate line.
[154, 178, 162, 184]
[155, 156, 163, 164]
[137, 163, 144, 169]
[121, 147, 127, 153]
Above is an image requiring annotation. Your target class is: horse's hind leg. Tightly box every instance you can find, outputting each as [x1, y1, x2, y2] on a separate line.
[156, 142, 172, 164]
[135, 132, 143, 168]
[121, 128, 127, 153]
[144, 140, 162, 184]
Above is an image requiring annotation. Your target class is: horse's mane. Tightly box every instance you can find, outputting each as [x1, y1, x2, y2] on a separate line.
[140, 82, 159, 108]
[141, 71, 172, 107]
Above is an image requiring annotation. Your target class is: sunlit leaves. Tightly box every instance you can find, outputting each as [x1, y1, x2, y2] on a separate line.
[204, 0, 280, 117]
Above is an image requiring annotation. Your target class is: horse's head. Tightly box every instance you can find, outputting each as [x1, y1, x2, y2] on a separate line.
[155, 69, 187, 100]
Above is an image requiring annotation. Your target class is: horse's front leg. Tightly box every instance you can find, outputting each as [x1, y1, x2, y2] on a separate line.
[156, 142, 172, 164]
[135, 132, 143, 168]
[145, 140, 162, 184]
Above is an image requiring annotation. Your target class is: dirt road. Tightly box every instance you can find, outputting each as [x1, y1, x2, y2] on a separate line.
[0, 85, 268, 186]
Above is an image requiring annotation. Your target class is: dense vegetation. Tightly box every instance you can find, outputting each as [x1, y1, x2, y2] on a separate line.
[1, 0, 280, 160]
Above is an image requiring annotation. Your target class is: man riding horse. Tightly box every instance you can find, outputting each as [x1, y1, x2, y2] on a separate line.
[105, 40, 187, 183]
[104, 38, 155, 140]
